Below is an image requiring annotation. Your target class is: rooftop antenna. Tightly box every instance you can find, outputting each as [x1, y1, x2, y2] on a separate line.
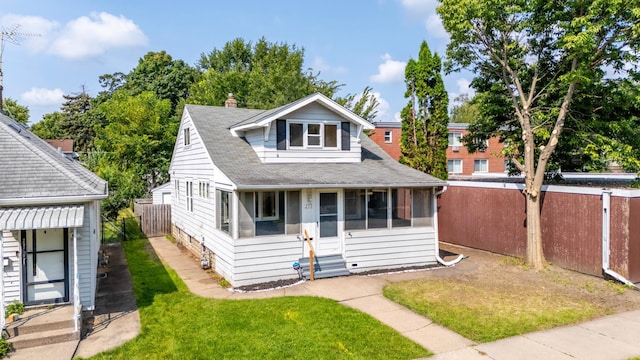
[0, 24, 40, 114]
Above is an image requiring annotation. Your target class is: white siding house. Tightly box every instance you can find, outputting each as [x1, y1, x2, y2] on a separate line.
[169, 93, 447, 287]
[0, 114, 108, 331]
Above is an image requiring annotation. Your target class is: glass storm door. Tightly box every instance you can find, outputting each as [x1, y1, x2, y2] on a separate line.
[316, 191, 341, 256]
[21, 229, 69, 305]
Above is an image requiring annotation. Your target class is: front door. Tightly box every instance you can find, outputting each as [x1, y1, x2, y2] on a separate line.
[315, 191, 342, 256]
[21, 229, 69, 305]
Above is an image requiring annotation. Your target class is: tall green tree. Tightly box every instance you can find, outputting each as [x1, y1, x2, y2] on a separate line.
[335, 86, 380, 122]
[2, 98, 29, 124]
[399, 41, 449, 180]
[93, 91, 176, 217]
[438, 0, 640, 269]
[30, 112, 65, 139]
[450, 94, 480, 124]
[190, 37, 341, 109]
[124, 51, 198, 112]
[57, 87, 105, 155]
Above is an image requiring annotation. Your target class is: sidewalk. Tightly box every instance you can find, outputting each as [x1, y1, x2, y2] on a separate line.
[146, 236, 640, 359]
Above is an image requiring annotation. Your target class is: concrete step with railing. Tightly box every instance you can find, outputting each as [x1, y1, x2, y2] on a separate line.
[298, 254, 350, 280]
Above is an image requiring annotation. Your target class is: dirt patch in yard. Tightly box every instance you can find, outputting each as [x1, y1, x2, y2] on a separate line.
[422, 243, 640, 313]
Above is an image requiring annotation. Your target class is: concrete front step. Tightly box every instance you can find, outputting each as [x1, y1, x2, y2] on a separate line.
[9, 327, 80, 350]
[299, 255, 350, 280]
[4, 305, 79, 350]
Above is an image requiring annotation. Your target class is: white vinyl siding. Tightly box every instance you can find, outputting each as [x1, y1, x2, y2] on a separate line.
[345, 227, 437, 272]
[244, 103, 361, 163]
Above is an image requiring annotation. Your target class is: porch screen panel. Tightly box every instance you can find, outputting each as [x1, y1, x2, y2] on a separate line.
[368, 189, 388, 229]
[413, 189, 433, 227]
[217, 190, 232, 234]
[256, 191, 285, 236]
[344, 189, 365, 230]
[392, 188, 411, 228]
[286, 191, 301, 235]
[238, 192, 254, 238]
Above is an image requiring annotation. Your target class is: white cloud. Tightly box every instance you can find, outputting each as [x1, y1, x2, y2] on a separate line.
[1, 12, 147, 60]
[456, 78, 475, 97]
[370, 54, 406, 83]
[400, 0, 448, 39]
[312, 56, 347, 74]
[50, 12, 147, 59]
[21, 87, 64, 106]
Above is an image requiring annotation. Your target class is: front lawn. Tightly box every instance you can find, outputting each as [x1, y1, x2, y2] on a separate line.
[381, 243, 640, 345]
[85, 238, 430, 360]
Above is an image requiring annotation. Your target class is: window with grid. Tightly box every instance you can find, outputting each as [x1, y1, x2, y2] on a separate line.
[448, 159, 462, 173]
[474, 159, 488, 172]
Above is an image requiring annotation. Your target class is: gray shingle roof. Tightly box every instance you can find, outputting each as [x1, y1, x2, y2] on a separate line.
[185, 101, 446, 189]
[0, 113, 108, 200]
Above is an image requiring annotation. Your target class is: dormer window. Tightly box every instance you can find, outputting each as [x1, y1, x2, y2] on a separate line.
[287, 121, 339, 149]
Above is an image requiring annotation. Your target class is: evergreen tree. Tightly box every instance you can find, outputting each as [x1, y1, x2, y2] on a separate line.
[399, 41, 449, 180]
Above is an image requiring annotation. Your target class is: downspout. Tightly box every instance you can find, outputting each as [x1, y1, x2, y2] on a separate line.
[602, 190, 638, 289]
[433, 186, 464, 266]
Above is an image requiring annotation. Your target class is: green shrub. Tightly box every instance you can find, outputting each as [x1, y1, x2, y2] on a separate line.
[5, 301, 24, 317]
[0, 335, 13, 358]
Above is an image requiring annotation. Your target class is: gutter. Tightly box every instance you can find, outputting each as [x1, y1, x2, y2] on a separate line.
[433, 186, 464, 266]
[601, 190, 639, 289]
[0, 194, 108, 207]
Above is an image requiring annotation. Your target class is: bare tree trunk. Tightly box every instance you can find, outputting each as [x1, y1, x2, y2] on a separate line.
[525, 192, 545, 269]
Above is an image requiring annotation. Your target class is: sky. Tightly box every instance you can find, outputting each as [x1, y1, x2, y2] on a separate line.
[0, 0, 474, 125]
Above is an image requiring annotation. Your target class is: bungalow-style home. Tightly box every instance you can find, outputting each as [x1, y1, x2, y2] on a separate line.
[0, 114, 108, 331]
[170, 93, 451, 287]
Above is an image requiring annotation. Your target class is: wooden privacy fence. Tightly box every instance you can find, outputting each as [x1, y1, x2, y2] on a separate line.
[133, 199, 171, 237]
[437, 181, 640, 283]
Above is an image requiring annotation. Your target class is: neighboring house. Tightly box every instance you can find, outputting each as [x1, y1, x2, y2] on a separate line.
[372, 122, 508, 177]
[151, 182, 172, 205]
[44, 139, 79, 160]
[0, 115, 108, 330]
[169, 93, 448, 287]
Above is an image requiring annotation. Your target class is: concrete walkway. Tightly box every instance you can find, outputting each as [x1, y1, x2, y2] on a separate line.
[146, 236, 640, 359]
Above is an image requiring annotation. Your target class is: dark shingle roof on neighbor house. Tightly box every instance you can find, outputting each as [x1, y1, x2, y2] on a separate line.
[0, 113, 107, 200]
[184, 101, 447, 190]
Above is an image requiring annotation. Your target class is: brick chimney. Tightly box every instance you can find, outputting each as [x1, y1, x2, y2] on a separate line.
[225, 93, 237, 108]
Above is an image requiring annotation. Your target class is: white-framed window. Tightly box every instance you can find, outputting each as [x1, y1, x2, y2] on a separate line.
[186, 181, 193, 212]
[448, 159, 463, 174]
[217, 190, 231, 234]
[448, 132, 463, 147]
[184, 127, 191, 146]
[288, 121, 339, 149]
[474, 159, 488, 173]
[384, 130, 392, 143]
[175, 180, 180, 201]
[198, 181, 210, 198]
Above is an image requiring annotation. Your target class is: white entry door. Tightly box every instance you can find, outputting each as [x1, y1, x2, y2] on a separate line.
[315, 190, 342, 256]
[21, 229, 69, 305]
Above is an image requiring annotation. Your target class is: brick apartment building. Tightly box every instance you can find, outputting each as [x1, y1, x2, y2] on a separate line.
[371, 122, 507, 177]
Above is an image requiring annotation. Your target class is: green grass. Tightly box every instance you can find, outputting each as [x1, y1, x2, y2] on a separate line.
[83, 237, 430, 360]
[384, 279, 606, 343]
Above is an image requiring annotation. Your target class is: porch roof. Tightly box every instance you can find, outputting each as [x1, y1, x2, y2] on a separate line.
[0, 205, 84, 231]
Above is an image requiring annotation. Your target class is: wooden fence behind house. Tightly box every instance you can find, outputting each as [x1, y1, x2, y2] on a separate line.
[438, 181, 640, 283]
[133, 199, 171, 237]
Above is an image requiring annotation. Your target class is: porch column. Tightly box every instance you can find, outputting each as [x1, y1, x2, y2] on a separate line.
[73, 228, 80, 332]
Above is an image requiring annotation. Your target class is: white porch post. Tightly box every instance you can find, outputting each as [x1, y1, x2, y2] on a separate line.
[73, 228, 80, 332]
